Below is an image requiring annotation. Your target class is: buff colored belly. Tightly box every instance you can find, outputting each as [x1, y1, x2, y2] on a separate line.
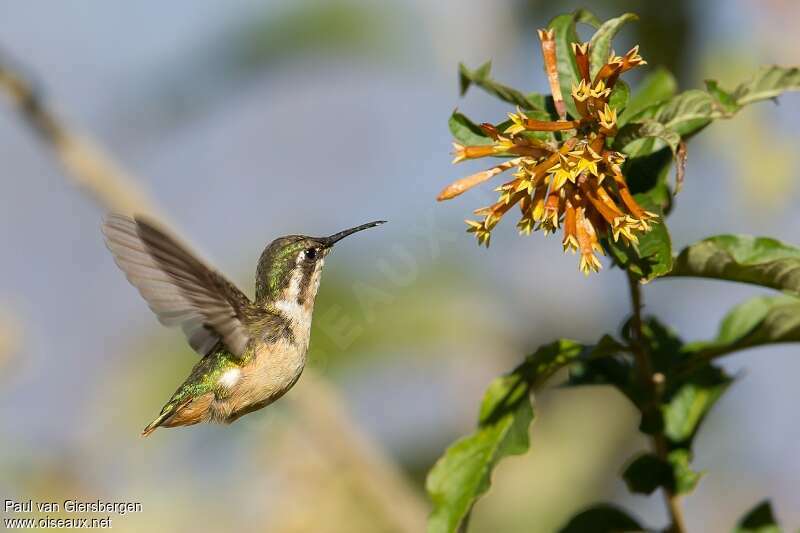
[229, 339, 308, 415]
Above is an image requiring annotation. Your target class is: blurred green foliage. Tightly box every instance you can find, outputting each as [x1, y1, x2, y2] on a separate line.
[231, 0, 403, 69]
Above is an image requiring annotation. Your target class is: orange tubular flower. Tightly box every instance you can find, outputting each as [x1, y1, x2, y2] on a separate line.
[437, 33, 656, 275]
[572, 42, 591, 83]
[538, 29, 566, 119]
[437, 158, 523, 201]
[562, 199, 579, 253]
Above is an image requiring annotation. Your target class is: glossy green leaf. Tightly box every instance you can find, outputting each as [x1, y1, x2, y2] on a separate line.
[617, 119, 680, 157]
[605, 206, 672, 283]
[733, 65, 800, 106]
[547, 10, 598, 119]
[588, 13, 638, 79]
[620, 67, 678, 126]
[558, 504, 645, 533]
[651, 89, 717, 136]
[426, 340, 584, 533]
[624, 88, 721, 141]
[629, 89, 717, 140]
[622, 65, 799, 142]
[458, 61, 545, 110]
[735, 500, 782, 533]
[448, 111, 492, 146]
[682, 295, 800, 362]
[670, 235, 800, 295]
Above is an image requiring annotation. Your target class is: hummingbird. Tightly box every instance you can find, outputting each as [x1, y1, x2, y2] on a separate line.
[101, 214, 385, 436]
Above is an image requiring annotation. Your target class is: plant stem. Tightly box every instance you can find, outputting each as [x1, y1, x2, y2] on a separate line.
[626, 271, 687, 533]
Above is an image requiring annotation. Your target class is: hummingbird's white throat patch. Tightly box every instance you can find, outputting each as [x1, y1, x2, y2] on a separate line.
[274, 257, 324, 324]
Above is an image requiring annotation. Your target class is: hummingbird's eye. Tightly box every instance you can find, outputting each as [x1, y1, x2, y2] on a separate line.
[303, 248, 318, 261]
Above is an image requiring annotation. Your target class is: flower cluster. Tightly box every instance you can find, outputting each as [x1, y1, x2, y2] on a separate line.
[438, 31, 656, 275]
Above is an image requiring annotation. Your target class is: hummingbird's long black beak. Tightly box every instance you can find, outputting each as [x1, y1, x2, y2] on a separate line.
[320, 220, 386, 247]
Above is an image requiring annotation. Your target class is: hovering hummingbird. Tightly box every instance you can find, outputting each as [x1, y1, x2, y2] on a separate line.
[101, 214, 385, 436]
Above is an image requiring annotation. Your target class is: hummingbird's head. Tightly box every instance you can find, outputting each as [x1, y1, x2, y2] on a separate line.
[255, 220, 385, 306]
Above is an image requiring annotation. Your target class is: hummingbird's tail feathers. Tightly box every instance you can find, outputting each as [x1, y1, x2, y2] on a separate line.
[141, 394, 214, 437]
[141, 410, 172, 437]
[141, 397, 186, 437]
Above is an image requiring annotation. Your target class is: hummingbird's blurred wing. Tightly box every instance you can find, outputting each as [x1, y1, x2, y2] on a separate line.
[102, 214, 253, 358]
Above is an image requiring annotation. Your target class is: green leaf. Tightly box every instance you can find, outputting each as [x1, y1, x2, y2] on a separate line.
[448, 111, 492, 146]
[623, 88, 723, 140]
[682, 295, 800, 362]
[636, 317, 685, 373]
[587, 333, 629, 359]
[508, 108, 561, 144]
[615, 118, 687, 196]
[622, 453, 672, 495]
[558, 504, 645, 533]
[605, 206, 672, 283]
[459, 61, 490, 95]
[662, 363, 733, 444]
[704, 79, 739, 115]
[572, 8, 601, 28]
[666, 449, 703, 495]
[620, 336, 725, 497]
[636, 318, 685, 434]
[518, 339, 592, 386]
[620, 66, 799, 144]
[426, 340, 584, 533]
[651, 89, 717, 137]
[458, 62, 545, 110]
[635, 319, 729, 441]
[616, 119, 680, 156]
[733, 65, 800, 106]
[609, 79, 630, 113]
[670, 235, 800, 295]
[426, 377, 533, 533]
[622, 450, 702, 496]
[567, 355, 639, 405]
[571, 320, 680, 421]
[735, 500, 782, 533]
[547, 10, 598, 119]
[624, 147, 674, 213]
[525, 92, 560, 118]
[620, 67, 678, 126]
[588, 13, 638, 79]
